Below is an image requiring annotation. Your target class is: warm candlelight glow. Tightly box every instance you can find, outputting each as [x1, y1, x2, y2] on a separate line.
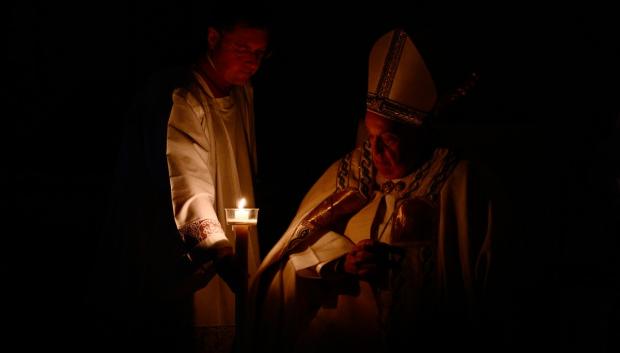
[235, 198, 250, 221]
[225, 198, 258, 225]
[237, 198, 247, 209]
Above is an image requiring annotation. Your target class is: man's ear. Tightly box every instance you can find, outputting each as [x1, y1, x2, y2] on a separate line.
[207, 27, 220, 50]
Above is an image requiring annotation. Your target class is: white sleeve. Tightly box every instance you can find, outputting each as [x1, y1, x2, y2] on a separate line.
[167, 92, 229, 258]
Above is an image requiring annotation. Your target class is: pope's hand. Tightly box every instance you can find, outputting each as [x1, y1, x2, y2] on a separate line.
[343, 239, 393, 281]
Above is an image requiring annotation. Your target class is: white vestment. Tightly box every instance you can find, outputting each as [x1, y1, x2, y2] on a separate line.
[249, 145, 505, 353]
[167, 70, 260, 329]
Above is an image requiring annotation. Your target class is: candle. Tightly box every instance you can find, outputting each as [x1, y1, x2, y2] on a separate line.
[226, 198, 257, 225]
[234, 209, 250, 221]
[232, 224, 249, 351]
[227, 197, 258, 351]
[234, 198, 250, 221]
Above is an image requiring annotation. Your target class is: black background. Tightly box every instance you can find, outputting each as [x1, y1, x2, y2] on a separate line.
[7, 1, 618, 352]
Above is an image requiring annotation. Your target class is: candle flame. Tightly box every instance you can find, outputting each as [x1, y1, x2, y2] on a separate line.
[237, 198, 247, 209]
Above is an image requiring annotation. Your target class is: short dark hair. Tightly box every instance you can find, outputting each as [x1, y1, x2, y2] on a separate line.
[185, 2, 274, 58]
[200, 2, 274, 34]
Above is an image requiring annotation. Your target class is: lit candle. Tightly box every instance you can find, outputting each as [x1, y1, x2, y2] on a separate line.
[223, 198, 259, 349]
[226, 197, 257, 225]
[234, 198, 250, 221]
[232, 207, 249, 350]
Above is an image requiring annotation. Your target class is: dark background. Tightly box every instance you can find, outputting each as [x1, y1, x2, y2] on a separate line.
[7, 1, 618, 352]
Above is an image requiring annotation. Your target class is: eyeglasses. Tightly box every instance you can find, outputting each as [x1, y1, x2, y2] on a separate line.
[227, 42, 272, 62]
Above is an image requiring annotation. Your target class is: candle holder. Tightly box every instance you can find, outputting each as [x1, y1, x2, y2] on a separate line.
[225, 206, 258, 353]
[224, 208, 259, 225]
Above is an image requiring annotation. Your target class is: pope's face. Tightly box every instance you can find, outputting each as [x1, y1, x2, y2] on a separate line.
[365, 111, 419, 180]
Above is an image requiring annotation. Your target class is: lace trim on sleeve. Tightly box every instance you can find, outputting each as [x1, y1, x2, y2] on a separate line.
[179, 218, 225, 249]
